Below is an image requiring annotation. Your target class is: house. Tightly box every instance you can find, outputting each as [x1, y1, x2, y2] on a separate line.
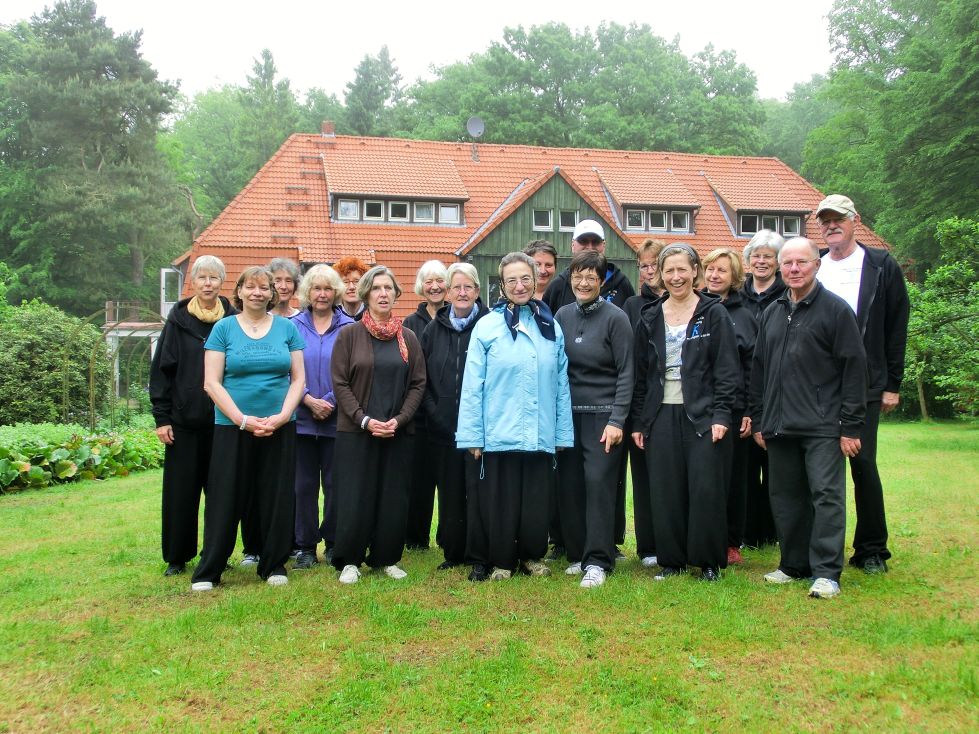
[173, 123, 889, 315]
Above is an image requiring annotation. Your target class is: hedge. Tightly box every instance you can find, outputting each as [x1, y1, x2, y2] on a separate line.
[0, 423, 163, 492]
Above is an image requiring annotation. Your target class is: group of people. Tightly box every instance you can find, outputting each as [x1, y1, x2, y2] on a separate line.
[149, 193, 909, 599]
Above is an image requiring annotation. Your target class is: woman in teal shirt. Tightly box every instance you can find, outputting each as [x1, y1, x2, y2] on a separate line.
[191, 266, 306, 591]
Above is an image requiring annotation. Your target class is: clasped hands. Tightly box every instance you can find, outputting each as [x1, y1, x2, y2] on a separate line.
[366, 418, 398, 438]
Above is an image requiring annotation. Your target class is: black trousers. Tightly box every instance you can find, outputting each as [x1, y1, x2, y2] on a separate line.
[557, 412, 621, 571]
[294, 433, 336, 552]
[331, 430, 411, 570]
[161, 424, 213, 565]
[433, 443, 476, 564]
[645, 405, 727, 570]
[405, 433, 438, 548]
[629, 440, 656, 559]
[192, 424, 296, 584]
[849, 401, 890, 564]
[466, 451, 552, 572]
[614, 446, 627, 545]
[767, 435, 846, 582]
[725, 434, 750, 548]
[743, 440, 777, 547]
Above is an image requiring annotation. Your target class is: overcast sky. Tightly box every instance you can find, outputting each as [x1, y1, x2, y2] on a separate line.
[2, 0, 837, 102]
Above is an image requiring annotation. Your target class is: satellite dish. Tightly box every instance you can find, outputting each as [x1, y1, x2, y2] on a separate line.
[466, 116, 485, 138]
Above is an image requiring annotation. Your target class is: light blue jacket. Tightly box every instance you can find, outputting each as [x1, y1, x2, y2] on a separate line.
[456, 304, 573, 454]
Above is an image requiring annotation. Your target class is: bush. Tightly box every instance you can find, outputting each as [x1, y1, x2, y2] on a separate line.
[0, 422, 163, 492]
[0, 301, 112, 426]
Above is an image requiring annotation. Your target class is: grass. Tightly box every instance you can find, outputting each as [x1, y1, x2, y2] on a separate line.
[0, 421, 976, 733]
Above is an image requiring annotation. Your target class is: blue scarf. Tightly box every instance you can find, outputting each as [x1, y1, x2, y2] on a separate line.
[493, 298, 556, 342]
[449, 305, 479, 332]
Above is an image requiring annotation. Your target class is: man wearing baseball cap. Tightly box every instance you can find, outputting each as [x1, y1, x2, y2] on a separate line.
[542, 219, 635, 313]
[814, 194, 910, 574]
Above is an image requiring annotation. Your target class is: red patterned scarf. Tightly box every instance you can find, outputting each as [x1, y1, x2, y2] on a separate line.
[362, 310, 409, 363]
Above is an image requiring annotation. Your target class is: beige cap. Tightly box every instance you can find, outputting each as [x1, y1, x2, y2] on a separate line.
[816, 194, 857, 217]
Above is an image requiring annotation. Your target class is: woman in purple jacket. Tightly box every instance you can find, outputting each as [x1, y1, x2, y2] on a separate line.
[290, 265, 355, 569]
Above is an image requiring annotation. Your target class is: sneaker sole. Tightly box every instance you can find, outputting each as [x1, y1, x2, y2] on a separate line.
[191, 582, 214, 592]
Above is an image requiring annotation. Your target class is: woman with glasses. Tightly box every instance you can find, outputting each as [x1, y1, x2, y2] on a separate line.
[554, 251, 633, 588]
[419, 263, 488, 575]
[630, 244, 739, 582]
[457, 252, 573, 581]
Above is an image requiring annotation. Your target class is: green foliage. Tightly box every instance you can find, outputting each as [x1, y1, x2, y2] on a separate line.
[344, 45, 401, 136]
[0, 300, 111, 425]
[759, 75, 834, 171]
[0, 422, 163, 492]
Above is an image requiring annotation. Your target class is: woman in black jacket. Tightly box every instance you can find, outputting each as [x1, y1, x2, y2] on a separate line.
[419, 263, 488, 576]
[630, 244, 739, 582]
[150, 255, 236, 576]
[703, 248, 758, 566]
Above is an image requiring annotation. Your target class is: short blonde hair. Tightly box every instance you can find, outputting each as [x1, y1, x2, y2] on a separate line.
[414, 260, 448, 296]
[233, 267, 278, 310]
[703, 248, 746, 291]
[446, 262, 480, 291]
[357, 265, 403, 302]
[298, 264, 343, 308]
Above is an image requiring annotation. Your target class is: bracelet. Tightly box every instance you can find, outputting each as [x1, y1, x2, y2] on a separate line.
[360, 415, 371, 430]
[240, 415, 249, 431]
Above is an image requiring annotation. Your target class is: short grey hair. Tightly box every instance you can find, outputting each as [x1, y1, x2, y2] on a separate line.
[268, 257, 301, 285]
[357, 265, 403, 302]
[191, 255, 226, 282]
[413, 260, 448, 296]
[743, 230, 786, 262]
[297, 264, 343, 308]
[446, 262, 480, 291]
[778, 237, 820, 264]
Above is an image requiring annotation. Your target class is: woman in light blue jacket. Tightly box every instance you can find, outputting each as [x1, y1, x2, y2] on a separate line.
[457, 252, 573, 581]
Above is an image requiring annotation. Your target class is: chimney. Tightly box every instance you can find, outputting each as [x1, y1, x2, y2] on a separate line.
[321, 120, 336, 137]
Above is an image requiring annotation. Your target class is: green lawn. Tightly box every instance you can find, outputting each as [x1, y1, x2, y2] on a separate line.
[0, 422, 976, 733]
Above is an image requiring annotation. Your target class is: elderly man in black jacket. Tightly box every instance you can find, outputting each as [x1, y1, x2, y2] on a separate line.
[750, 237, 867, 599]
[814, 195, 910, 574]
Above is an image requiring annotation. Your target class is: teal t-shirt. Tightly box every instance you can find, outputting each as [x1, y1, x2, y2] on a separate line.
[204, 316, 306, 425]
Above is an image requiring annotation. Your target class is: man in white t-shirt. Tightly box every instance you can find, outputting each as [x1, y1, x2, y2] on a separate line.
[815, 194, 910, 575]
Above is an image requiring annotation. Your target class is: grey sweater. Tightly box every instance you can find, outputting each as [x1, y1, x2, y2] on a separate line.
[554, 299, 634, 428]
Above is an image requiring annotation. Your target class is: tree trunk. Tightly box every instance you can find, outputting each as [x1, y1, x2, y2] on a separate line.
[130, 231, 144, 287]
[916, 373, 930, 422]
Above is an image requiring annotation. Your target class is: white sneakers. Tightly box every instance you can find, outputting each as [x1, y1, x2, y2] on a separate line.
[239, 554, 259, 567]
[580, 565, 606, 588]
[640, 555, 658, 568]
[338, 565, 361, 584]
[565, 562, 583, 576]
[267, 574, 288, 587]
[808, 578, 841, 599]
[191, 581, 214, 592]
[383, 565, 408, 580]
[764, 569, 796, 584]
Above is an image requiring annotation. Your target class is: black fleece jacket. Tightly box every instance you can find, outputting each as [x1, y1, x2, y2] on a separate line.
[630, 292, 740, 436]
[419, 301, 489, 446]
[710, 289, 758, 418]
[543, 263, 635, 313]
[748, 281, 867, 440]
[741, 272, 787, 320]
[819, 242, 909, 400]
[149, 296, 237, 429]
[622, 283, 663, 328]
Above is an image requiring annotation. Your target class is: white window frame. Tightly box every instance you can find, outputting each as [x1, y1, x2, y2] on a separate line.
[364, 200, 384, 221]
[559, 210, 578, 232]
[761, 215, 779, 232]
[739, 214, 759, 235]
[439, 203, 460, 224]
[670, 210, 690, 232]
[414, 202, 435, 223]
[782, 215, 801, 236]
[532, 208, 553, 232]
[625, 209, 645, 230]
[388, 201, 410, 222]
[337, 199, 360, 221]
[648, 210, 667, 231]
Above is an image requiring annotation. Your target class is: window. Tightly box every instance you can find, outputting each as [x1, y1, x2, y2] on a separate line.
[533, 209, 552, 231]
[762, 215, 779, 232]
[337, 199, 359, 220]
[783, 216, 801, 236]
[364, 200, 384, 220]
[439, 203, 460, 224]
[559, 210, 578, 231]
[389, 201, 409, 221]
[625, 209, 645, 230]
[740, 214, 759, 235]
[648, 210, 667, 230]
[414, 202, 435, 223]
[671, 211, 690, 232]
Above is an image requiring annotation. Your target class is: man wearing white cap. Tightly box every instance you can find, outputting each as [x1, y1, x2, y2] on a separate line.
[542, 219, 635, 313]
[814, 194, 910, 574]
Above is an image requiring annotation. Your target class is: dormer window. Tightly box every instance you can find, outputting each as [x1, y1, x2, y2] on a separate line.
[626, 209, 645, 230]
[671, 211, 690, 232]
[364, 201, 384, 220]
[622, 207, 692, 233]
[439, 203, 460, 224]
[649, 211, 667, 230]
[414, 202, 435, 222]
[332, 195, 464, 225]
[739, 212, 804, 237]
[389, 202, 409, 221]
[337, 200, 360, 220]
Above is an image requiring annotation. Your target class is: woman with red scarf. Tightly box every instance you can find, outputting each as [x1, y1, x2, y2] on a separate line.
[330, 265, 427, 584]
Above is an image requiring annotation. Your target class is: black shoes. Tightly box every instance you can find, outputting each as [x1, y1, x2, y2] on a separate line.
[164, 562, 185, 576]
[437, 560, 459, 571]
[545, 546, 565, 562]
[859, 555, 889, 574]
[654, 566, 685, 581]
[293, 551, 318, 570]
[700, 566, 720, 582]
[468, 564, 489, 582]
[614, 546, 627, 561]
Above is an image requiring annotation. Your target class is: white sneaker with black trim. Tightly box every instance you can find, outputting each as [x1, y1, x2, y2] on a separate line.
[383, 565, 407, 580]
[808, 577, 841, 599]
[764, 569, 795, 584]
[580, 565, 606, 589]
[565, 562, 583, 576]
[338, 564, 360, 584]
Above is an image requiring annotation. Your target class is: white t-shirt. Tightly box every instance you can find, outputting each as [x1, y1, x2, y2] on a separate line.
[818, 245, 864, 315]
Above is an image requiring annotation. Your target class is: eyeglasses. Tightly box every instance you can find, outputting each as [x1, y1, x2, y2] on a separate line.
[503, 275, 534, 288]
[780, 258, 817, 269]
[638, 263, 657, 271]
[576, 237, 603, 246]
[450, 284, 476, 293]
[750, 253, 776, 261]
[570, 274, 600, 285]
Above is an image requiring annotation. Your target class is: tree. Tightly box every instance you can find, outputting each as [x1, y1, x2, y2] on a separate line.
[0, 0, 188, 315]
[238, 49, 300, 171]
[759, 75, 834, 171]
[345, 46, 401, 136]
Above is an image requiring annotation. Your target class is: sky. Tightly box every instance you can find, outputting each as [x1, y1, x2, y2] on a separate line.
[1, 0, 838, 102]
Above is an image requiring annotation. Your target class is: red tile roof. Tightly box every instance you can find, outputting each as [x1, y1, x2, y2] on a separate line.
[182, 133, 890, 316]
